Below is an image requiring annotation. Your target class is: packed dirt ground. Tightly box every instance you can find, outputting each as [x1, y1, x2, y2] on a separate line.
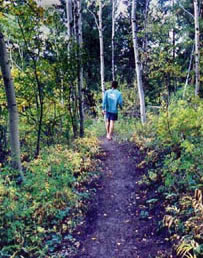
[72, 138, 175, 258]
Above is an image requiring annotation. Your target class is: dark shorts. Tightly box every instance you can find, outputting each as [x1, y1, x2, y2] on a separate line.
[106, 112, 118, 121]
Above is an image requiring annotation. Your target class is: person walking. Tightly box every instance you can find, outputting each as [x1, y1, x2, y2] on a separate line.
[102, 81, 123, 140]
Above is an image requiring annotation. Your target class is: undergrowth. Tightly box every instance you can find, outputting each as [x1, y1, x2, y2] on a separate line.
[133, 98, 203, 258]
[0, 135, 100, 257]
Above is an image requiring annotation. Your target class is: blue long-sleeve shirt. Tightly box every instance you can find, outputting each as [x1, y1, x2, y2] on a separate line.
[102, 89, 123, 114]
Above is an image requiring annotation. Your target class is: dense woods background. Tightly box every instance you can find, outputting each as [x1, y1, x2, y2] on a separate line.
[0, 0, 202, 257]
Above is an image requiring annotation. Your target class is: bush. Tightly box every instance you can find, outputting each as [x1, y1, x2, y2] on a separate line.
[0, 136, 99, 257]
[133, 97, 203, 257]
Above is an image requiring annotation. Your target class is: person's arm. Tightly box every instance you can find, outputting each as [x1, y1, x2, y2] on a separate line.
[118, 93, 123, 110]
[102, 91, 107, 115]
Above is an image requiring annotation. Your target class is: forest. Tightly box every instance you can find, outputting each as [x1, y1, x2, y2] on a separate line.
[0, 0, 202, 257]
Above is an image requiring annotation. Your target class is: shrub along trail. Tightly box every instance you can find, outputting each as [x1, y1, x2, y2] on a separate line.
[73, 138, 175, 258]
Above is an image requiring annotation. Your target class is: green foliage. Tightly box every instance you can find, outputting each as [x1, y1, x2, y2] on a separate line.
[0, 0, 202, 256]
[114, 114, 138, 142]
[133, 98, 203, 257]
[0, 136, 99, 257]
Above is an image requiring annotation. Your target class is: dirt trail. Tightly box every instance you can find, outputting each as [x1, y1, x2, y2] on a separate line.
[74, 138, 174, 258]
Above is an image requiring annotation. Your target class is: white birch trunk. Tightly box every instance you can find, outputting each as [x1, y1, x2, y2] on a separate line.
[99, 0, 105, 96]
[0, 31, 24, 181]
[66, 0, 73, 49]
[112, 0, 116, 81]
[131, 0, 146, 124]
[183, 44, 194, 97]
[73, 1, 77, 39]
[194, 0, 200, 96]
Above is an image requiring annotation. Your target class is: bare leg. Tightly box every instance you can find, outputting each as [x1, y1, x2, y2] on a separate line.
[106, 120, 110, 138]
[108, 120, 115, 139]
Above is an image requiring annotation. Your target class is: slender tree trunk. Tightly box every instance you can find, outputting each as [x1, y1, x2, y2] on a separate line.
[172, 0, 176, 61]
[70, 90, 79, 139]
[0, 31, 24, 181]
[172, 30, 176, 61]
[142, 0, 150, 53]
[99, 0, 105, 96]
[172, 0, 176, 93]
[33, 60, 44, 157]
[172, 27, 176, 93]
[76, 0, 84, 137]
[66, 0, 79, 138]
[35, 101, 43, 157]
[194, 0, 200, 96]
[183, 44, 194, 97]
[66, 0, 73, 50]
[131, 0, 146, 124]
[112, 0, 116, 81]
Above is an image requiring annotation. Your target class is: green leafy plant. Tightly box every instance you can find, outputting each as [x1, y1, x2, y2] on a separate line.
[0, 136, 100, 257]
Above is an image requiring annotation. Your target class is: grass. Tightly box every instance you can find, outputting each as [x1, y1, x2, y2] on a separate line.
[85, 114, 139, 142]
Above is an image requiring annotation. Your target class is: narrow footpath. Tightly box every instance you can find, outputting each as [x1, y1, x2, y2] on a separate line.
[74, 138, 174, 258]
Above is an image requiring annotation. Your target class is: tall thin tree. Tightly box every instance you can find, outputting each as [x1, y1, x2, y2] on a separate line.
[112, 0, 116, 81]
[66, 0, 79, 138]
[131, 0, 146, 124]
[194, 0, 200, 96]
[0, 30, 24, 181]
[183, 44, 194, 97]
[66, 0, 73, 52]
[76, 0, 84, 136]
[99, 0, 105, 95]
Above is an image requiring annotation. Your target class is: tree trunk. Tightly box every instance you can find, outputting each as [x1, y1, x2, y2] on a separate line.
[171, 0, 176, 93]
[131, 0, 146, 124]
[76, 0, 84, 137]
[112, 0, 116, 81]
[32, 58, 44, 157]
[66, 0, 73, 45]
[99, 0, 105, 96]
[35, 100, 43, 157]
[194, 0, 200, 96]
[142, 0, 150, 53]
[0, 31, 25, 181]
[66, 0, 79, 138]
[172, 0, 175, 61]
[183, 44, 194, 97]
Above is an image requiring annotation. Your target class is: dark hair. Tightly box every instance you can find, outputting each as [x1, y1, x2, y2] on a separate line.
[112, 81, 118, 89]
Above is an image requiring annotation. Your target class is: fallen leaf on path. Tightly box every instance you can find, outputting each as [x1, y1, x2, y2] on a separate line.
[75, 242, 80, 248]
